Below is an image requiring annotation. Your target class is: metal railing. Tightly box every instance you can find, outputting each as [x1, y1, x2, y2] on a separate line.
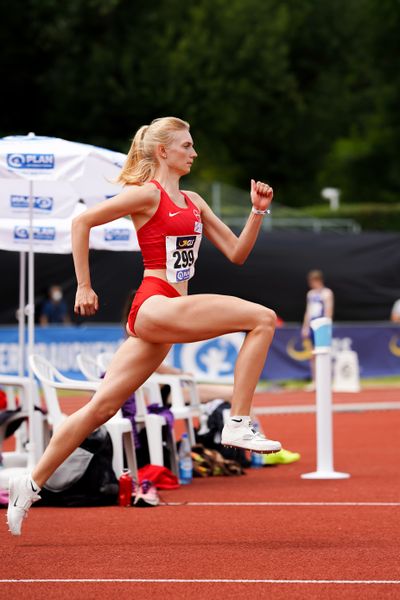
[190, 180, 362, 233]
[224, 216, 361, 233]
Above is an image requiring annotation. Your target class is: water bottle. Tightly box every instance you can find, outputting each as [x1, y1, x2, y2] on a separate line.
[250, 417, 264, 468]
[178, 433, 193, 484]
[118, 469, 133, 506]
[251, 451, 264, 468]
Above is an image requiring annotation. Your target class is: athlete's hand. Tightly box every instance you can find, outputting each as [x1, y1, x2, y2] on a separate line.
[251, 179, 273, 212]
[74, 285, 99, 317]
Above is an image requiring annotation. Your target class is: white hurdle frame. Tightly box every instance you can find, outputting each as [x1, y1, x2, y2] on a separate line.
[301, 317, 350, 480]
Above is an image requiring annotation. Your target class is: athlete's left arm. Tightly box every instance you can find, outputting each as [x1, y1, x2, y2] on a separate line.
[188, 180, 273, 265]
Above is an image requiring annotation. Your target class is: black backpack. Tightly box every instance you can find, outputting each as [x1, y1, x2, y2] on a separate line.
[196, 401, 250, 468]
[38, 426, 119, 507]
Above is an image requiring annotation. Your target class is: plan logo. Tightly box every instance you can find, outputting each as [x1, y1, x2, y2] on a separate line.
[104, 228, 130, 241]
[176, 269, 190, 281]
[13, 226, 56, 241]
[7, 153, 55, 169]
[13, 226, 29, 240]
[10, 195, 53, 211]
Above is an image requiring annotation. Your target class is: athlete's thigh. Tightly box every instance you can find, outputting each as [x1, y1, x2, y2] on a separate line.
[134, 293, 273, 343]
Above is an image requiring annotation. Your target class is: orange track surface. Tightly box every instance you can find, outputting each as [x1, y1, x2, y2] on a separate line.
[1, 388, 400, 600]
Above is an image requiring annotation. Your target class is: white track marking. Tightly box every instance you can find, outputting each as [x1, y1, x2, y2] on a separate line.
[161, 501, 400, 507]
[253, 401, 400, 415]
[1, 579, 400, 584]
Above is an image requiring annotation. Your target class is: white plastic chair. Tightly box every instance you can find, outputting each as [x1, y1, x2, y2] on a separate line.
[0, 375, 45, 467]
[29, 354, 138, 481]
[148, 372, 201, 446]
[134, 379, 179, 475]
[76, 353, 103, 381]
[96, 352, 180, 474]
[98, 352, 201, 446]
[97, 352, 115, 374]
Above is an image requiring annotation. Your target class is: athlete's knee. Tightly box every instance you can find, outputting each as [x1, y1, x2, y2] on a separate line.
[255, 306, 277, 332]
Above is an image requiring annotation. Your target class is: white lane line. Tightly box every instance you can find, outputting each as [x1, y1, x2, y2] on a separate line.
[162, 501, 400, 507]
[1, 579, 400, 584]
[253, 401, 400, 415]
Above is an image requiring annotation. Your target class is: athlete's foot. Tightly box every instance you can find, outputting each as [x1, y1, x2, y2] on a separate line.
[221, 418, 281, 454]
[7, 474, 41, 536]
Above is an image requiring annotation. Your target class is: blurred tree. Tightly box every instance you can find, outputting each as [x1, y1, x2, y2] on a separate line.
[318, 0, 400, 204]
[0, 0, 398, 208]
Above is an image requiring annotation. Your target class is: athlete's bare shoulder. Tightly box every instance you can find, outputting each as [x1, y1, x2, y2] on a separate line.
[122, 181, 160, 212]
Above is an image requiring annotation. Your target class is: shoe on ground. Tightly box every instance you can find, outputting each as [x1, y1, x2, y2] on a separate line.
[221, 418, 281, 454]
[263, 448, 301, 465]
[133, 480, 159, 508]
[7, 474, 41, 536]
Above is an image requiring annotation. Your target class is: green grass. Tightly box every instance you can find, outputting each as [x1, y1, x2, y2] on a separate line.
[259, 375, 400, 391]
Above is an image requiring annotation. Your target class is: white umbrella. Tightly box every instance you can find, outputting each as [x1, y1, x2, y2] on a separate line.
[0, 133, 133, 468]
[0, 202, 139, 254]
[0, 133, 129, 363]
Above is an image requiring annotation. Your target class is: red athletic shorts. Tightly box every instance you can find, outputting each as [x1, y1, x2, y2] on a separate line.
[127, 276, 181, 336]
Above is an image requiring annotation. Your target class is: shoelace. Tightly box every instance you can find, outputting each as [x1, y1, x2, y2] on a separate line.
[248, 421, 266, 439]
[243, 429, 267, 441]
[23, 492, 41, 512]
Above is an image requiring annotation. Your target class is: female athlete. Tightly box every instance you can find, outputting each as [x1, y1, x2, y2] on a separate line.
[7, 116, 281, 535]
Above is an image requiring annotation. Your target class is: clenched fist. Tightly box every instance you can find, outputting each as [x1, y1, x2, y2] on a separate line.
[74, 285, 99, 317]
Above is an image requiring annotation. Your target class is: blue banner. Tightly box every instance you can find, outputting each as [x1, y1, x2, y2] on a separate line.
[0, 325, 125, 379]
[0, 323, 399, 381]
[262, 324, 400, 381]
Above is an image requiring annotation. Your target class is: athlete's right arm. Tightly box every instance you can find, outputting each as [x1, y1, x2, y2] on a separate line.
[72, 185, 154, 316]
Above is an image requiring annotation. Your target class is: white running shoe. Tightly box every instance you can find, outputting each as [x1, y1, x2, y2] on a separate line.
[221, 418, 282, 454]
[7, 475, 41, 536]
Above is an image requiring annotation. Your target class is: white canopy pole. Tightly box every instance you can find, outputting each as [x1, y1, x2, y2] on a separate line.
[26, 179, 36, 468]
[18, 251, 26, 376]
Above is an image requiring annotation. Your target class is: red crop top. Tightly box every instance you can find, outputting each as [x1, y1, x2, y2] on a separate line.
[136, 180, 203, 283]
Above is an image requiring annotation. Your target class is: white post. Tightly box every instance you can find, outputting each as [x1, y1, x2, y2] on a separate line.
[301, 317, 350, 480]
[26, 179, 36, 469]
[18, 251, 26, 376]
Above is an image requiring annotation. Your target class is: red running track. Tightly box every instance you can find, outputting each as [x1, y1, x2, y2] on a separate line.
[1, 389, 400, 600]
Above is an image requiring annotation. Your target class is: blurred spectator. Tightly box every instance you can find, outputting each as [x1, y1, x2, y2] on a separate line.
[301, 270, 334, 390]
[39, 285, 70, 326]
[390, 299, 400, 323]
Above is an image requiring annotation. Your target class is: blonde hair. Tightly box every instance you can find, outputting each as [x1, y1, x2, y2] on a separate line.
[116, 117, 190, 186]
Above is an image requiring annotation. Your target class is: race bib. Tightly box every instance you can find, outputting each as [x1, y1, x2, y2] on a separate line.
[165, 234, 202, 283]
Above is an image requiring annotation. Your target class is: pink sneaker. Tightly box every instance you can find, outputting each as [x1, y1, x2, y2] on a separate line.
[133, 480, 159, 507]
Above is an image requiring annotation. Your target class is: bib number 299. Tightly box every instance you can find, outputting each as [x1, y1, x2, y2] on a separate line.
[173, 249, 194, 269]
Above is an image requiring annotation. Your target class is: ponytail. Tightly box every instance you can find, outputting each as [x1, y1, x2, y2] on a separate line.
[116, 125, 153, 186]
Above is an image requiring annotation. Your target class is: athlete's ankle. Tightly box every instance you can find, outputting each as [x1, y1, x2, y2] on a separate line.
[30, 473, 42, 491]
[228, 415, 250, 426]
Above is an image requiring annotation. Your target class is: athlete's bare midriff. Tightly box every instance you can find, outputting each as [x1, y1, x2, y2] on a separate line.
[143, 268, 189, 296]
